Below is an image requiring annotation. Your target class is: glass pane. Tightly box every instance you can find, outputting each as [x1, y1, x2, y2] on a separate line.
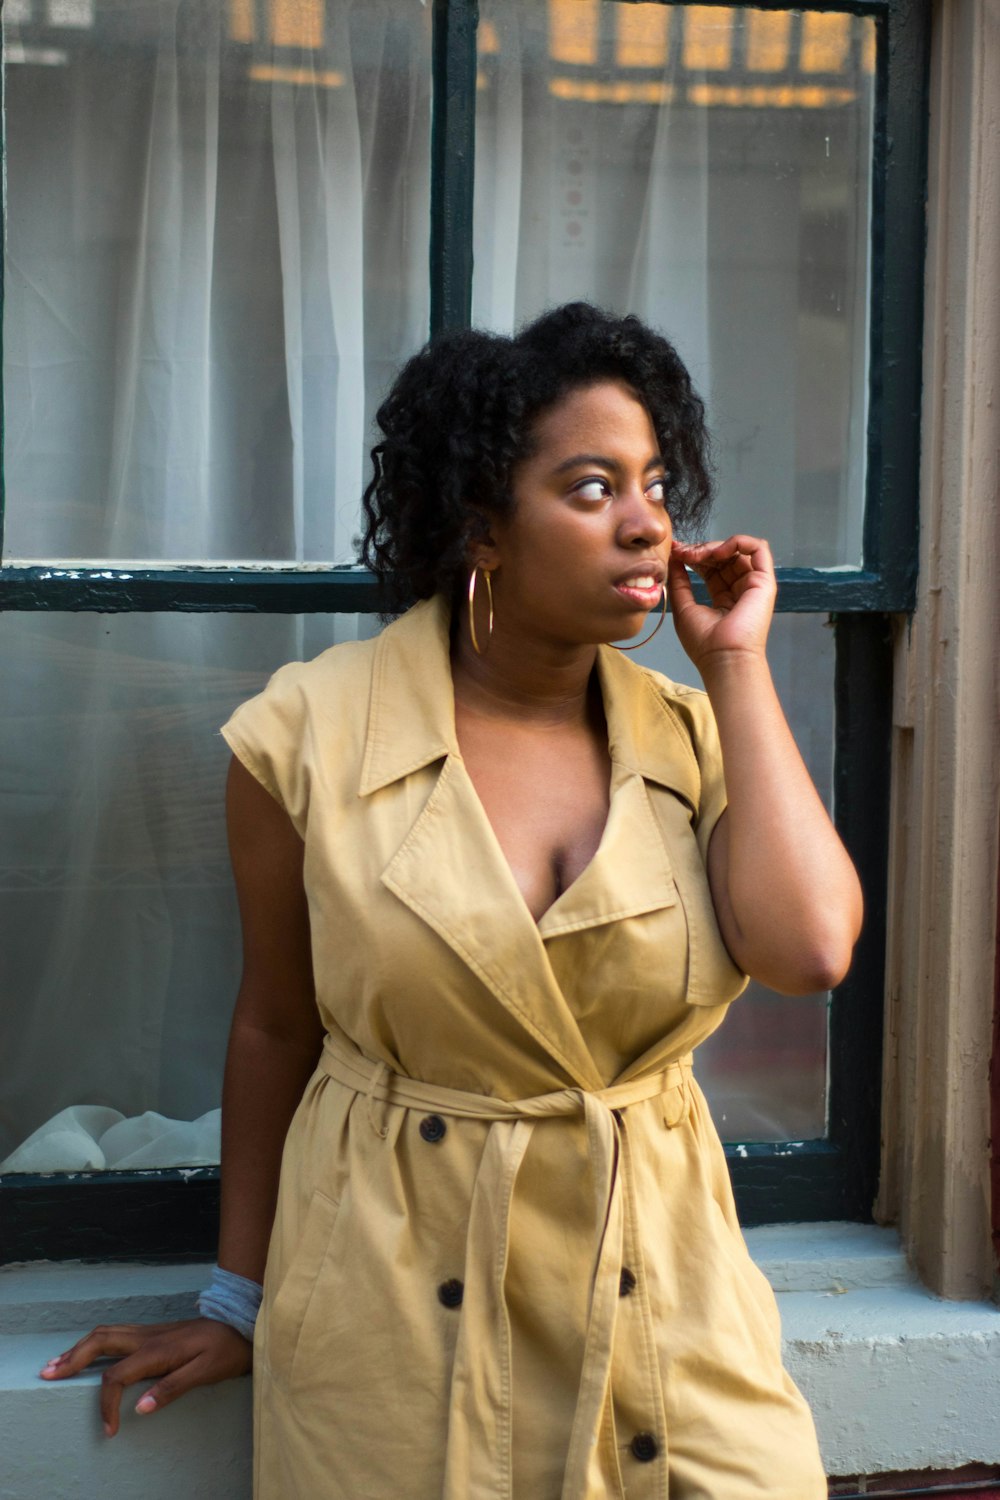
[2, 0, 431, 564]
[634, 613, 834, 1141]
[695, 990, 828, 1142]
[0, 610, 379, 1173]
[0, 610, 832, 1169]
[474, 2, 875, 569]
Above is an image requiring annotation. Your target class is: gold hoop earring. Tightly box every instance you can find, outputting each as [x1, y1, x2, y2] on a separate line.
[611, 587, 667, 652]
[468, 565, 494, 656]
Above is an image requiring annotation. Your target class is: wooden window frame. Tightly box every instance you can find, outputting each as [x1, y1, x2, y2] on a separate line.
[0, 0, 931, 1261]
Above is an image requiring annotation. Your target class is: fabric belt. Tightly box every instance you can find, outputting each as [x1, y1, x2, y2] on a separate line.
[319, 1031, 691, 1500]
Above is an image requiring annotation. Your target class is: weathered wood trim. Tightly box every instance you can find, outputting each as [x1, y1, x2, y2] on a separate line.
[877, 0, 1000, 1299]
[0, 564, 905, 613]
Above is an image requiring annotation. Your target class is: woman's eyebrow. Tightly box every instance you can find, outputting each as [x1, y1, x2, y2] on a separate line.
[550, 452, 665, 476]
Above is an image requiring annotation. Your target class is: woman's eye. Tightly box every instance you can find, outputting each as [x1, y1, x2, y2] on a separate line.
[647, 477, 668, 503]
[574, 478, 612, 502]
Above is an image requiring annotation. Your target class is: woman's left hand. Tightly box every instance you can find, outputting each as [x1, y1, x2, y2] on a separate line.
[667, 535, 776, 672]
[666, 532, 864, 994]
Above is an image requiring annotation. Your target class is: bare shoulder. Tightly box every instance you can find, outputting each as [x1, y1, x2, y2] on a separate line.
[226, 753, 304, 856]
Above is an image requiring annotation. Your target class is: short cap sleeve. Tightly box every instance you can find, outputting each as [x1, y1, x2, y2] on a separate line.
[660, 682, 728, 867]
[221, 661, 313, 833]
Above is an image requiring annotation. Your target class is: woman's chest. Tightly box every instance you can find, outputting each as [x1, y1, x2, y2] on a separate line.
[455, 715, 613, 923]
[295, 751, 743, 1091]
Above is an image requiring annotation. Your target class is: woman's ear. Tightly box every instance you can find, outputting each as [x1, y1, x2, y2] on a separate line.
[466, 515, 502, 575]
[469, 546, 501, 576]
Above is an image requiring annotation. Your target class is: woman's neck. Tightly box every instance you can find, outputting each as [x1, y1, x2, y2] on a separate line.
[450, 622, 600, 729]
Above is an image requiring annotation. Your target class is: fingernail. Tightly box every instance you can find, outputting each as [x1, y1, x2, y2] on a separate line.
[103, 1422, 114, 1438]
[40, 1359, 61, 1375]
[135, 1394, 157, 1415]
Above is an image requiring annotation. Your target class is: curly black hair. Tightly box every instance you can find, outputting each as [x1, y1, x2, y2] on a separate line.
[360, 302, 712, 612]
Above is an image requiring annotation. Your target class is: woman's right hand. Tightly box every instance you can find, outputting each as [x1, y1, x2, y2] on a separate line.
[39, 1316, 253, 1436]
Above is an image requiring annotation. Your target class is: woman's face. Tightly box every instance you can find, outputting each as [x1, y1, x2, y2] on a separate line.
[481, 379, 672, 648]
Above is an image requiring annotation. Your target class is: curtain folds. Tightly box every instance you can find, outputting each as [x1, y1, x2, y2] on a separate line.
[2, 0, 872, 1166]
[0, 0, 429, 1167]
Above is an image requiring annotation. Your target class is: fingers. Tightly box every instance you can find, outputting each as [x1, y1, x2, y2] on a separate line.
[132, 1351, 215, 1420]
[666, 545, 698, 614]
[674, 533, 773, 564]
[39, 1324, 175, 1437]
[99, 1346, 204, 1436]
[673, 535, 773, 576]
[123, 1325, 250, 1430]
[40, 1319, 254, 1438]
[672, 536, 775, 609]
[40, 1323, 157, 1380]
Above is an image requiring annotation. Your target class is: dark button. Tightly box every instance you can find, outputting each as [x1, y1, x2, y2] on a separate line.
[619, 1267, 637, 1297]
[629, 1432, 659, 1464]
[419, 1114, 447, 1143]
[438, 1278, 464, 1309]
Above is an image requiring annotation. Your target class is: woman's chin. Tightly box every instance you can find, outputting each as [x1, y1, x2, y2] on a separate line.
[608, 611, 654, 646]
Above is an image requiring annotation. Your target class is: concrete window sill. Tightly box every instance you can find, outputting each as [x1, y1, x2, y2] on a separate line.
[747, 1223, 1000, 1478]
[2, 1223, 999, 1497]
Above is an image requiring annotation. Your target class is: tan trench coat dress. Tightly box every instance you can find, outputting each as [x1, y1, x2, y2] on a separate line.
[221, 595, 827, 1500]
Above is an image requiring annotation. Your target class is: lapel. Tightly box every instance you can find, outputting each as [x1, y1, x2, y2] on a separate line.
[535, 649, 703, 940]
[535, 769, 676, 940]
[359, 596, 460, 796]
[381, 754, 605, 1089]
[363, 598, 706, 1088]
[363, 597, 603, 1088]
[595, 644, 702, 811]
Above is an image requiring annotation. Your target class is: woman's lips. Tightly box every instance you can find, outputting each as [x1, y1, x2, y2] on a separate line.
[614, 576, 663, 609]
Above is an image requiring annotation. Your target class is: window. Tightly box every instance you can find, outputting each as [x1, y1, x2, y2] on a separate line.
[0, 0, 930, 1260]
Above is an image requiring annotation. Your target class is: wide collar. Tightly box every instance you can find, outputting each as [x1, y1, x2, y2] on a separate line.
[360, 595, 462, 796]
[362, 596, 703, 1089]
[359, 594, 702, 810]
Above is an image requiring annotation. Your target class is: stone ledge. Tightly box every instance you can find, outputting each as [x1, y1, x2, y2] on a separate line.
[744, 1220, 913, 1294]
[0, 1261, 207, 1334]
[783, 1285, 1000, 1476]
[1, 1330, 252, 1500]
[2, 1225, 1000, 1493]
[743, 1225, 1000, 1476]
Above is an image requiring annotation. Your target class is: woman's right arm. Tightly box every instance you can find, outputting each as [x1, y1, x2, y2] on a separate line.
[40, 756, 324, 1436]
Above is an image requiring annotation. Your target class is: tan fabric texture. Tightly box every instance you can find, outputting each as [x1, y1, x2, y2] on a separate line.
[221, 595, 827, 1500]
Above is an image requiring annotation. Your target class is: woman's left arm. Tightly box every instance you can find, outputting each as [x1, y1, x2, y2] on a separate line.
[668, 535, 863, 996]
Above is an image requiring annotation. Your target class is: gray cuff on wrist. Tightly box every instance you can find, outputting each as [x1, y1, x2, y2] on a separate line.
[198, 1265, 263, 1344]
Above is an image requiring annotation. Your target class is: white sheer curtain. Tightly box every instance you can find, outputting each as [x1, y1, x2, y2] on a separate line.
[1, 0, 875, 1165]
[474, 4, 713, 402]
[4, 0, 430, 564]
[0, 0, 430, 1170]
[472, 0, 874, 1139]
[473, 0, 874, 570]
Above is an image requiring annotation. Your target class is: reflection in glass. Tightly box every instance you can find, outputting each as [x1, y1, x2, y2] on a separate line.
[0, 610, 375, 1171]
[635, 611, 834, 1141]
[475, 2, 875, 569]
[0, 610, 831, 1169]
[695, 989, 829, 1142]
[3, 0, 431, 563]
[635, 611, 835, 812]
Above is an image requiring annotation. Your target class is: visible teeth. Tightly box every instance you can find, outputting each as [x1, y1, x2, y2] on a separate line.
[626, 577, 655, 588]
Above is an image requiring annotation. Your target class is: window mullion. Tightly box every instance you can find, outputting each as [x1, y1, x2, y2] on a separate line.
[865, 0, 929, 601]
[430, 0, 479, 334]
[828, 612, 894, 1217]
[0, 48, 7, 563]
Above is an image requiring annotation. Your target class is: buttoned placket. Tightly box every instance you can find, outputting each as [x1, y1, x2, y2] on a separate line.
[343, 597, 743, 1497]
[320, 1030, 689, 1500]
[606, 1113, 671, 1499]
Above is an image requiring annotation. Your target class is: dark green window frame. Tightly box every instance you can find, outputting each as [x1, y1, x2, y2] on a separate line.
[0, 0, 930, 1261]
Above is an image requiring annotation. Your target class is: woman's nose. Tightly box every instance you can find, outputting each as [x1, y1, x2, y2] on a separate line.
[617, 488, 671, 546]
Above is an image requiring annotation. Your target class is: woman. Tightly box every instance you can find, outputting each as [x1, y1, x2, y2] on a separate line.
[43, 303, 862, 1498]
